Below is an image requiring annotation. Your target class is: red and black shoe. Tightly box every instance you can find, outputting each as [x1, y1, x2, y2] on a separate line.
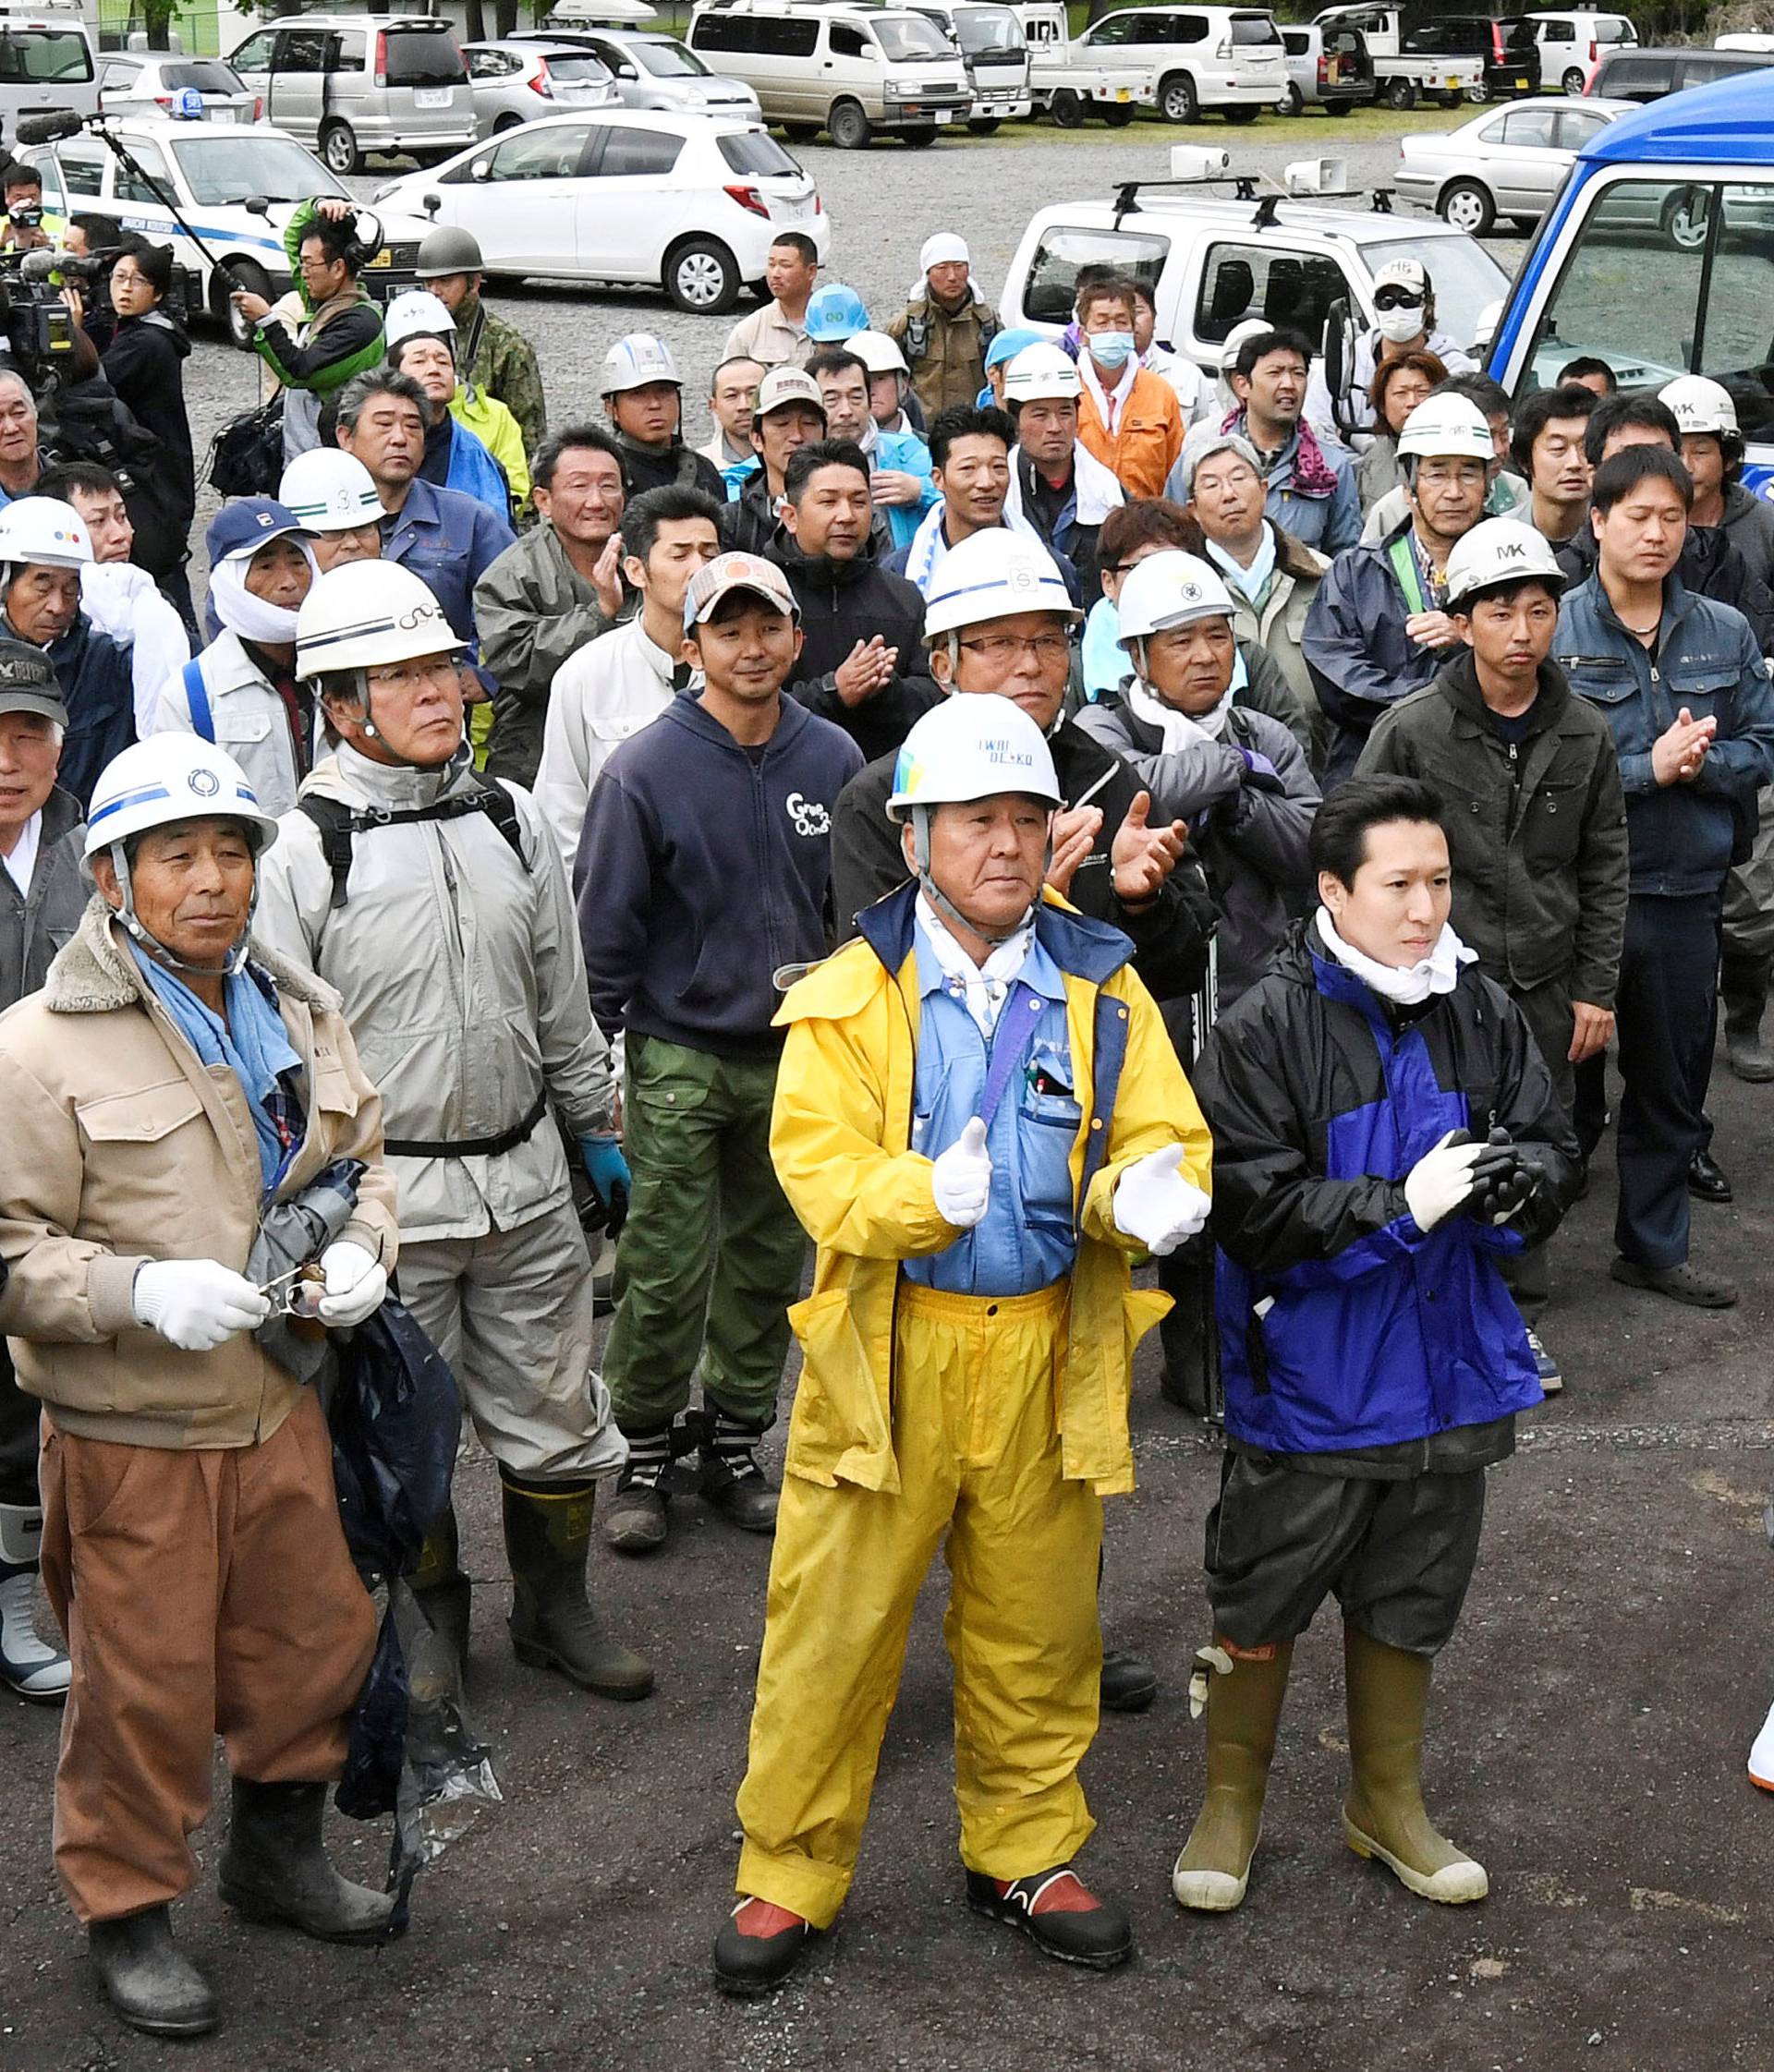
[965, 1866, 1133, 1970]
[712, 1896, 815, 1997]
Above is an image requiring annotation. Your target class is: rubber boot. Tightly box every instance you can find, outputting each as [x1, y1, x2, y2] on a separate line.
[500, 1477, 655, 1699]
[0, 1501, 69, 1702]
[1722, 952, 1774, 1082]
[409, 1506, 471, 1675]
[218, 1780, 397, 1943]
[1172, 1638, 1294, 1911]
[1341, 1624, 1488, 1904]
[88, 1906, 218, 2038]
[697, 1407, 779, 1534]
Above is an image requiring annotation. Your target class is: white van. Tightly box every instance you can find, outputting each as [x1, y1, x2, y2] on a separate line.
[1523, 10, 1636, 97]
[1071, 6, 1286, 125]
[909, 0, 1032, 129]
[687, 0, 971, 147]
[0, 0, 97, 134]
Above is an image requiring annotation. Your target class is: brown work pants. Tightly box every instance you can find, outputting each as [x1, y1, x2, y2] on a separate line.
[38, 1387, 376, 1925]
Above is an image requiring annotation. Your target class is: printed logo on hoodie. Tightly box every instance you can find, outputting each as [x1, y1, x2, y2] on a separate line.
[786, 791, 832, 838]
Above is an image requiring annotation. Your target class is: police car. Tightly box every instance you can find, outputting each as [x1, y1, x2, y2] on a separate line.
[18, 110, 436, 334]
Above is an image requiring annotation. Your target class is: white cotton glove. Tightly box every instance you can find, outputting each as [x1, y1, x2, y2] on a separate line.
[1112, 1145, 1212, 1256]
[1403, 1131, 1485, 1233]
[132, 1260, 272, 1352]
[931, 1116, 992, 1229]
[310, 1241, 388, 1327]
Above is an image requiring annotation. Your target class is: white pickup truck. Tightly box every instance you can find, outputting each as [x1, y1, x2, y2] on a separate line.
[1312, 4, 1481, 110]
[1029, 52, 1155, 126]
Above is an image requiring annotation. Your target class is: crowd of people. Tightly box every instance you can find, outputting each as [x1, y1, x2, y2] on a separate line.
[0, 197, 1770, 2035]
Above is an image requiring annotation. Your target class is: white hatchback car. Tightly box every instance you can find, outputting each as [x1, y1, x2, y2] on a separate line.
[373, 109, 829, 312]
[95, 54, 259, 124]
[1071, 6, 1287, 123]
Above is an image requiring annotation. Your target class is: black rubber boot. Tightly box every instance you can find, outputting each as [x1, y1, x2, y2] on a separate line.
[1722, 952, 1774, 1082]
[89, 1905, 218, 2038]
[501, 1477, 655, 1699]
[409, 1507, 471, 1674]
[698, 1408, 779, 1534]
[712, 1897, 815, 1997]
[965, 1867, 1133, 1969]
[1100, 1648, 1159, 1714]
[218, 1781, 396, 1943]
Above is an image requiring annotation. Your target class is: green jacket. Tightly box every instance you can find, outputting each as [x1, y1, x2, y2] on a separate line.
[456, 293, 545, 456]
[250, 198, 383, 404]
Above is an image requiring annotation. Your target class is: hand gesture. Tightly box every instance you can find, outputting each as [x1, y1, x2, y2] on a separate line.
[592, 531, 625, 619]
[833, 636, 897, 707]
[1651, 705, 1716, 786]
[1109, 789, 1187, 909]
[931, 1116, 991, 1228]
[1045, 804, 1103, 896]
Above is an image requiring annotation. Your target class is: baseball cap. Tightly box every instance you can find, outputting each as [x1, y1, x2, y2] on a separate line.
[1372, 258, 1428, 297]
[206, 497, 315, 566]
[683, 551, 800, 632]
[753, 366, 826, 421]
[0, 636, 65, 725]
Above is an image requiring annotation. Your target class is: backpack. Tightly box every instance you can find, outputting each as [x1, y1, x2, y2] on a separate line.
[297, 771, 529, 912]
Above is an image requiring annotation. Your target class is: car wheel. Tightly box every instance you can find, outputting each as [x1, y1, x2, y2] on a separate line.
[1384, 77, 1417, 111]
[1467, 81, 1491, 103]
[901, 124, 940, 145]
[1050, 87, 1087, 127]
[1439, 90, 1464, 108]
[1275, 80, 1304, 115]
[1439, 177, 1495, 236]
[665, 236, 740, 314]
[828, 98, 871, 149]
[1101, 102, 1136, 126]
[492, 114, 522, 133]
[1662, 185, 1712, 251]
[1561, 67, 1586, 94]
[320, 120, 359, 176]
[217, 258, 274, 346]
[968, 115, 1002, 134]
[1222, 103, 1261, 123]
[1160, 71, 1198, 123]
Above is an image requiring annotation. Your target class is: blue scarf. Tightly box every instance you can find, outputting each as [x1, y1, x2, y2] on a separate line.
[128, 940, 305, 1191]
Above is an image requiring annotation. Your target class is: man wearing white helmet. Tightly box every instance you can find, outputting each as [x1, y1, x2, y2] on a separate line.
[711, 692, 1210, 1996]
[1661, 375, 1774, 590]
[1304, 394, 1496, 786]
[0, 733, 397, 2035]
[1358, 518, 1629, 1387]
[0, 495, 131, 812]
[279, 447, 385, 573]
[1000, 342, 1124, 601]
[253, 561, 652, 1704]
[383, 288, 529, 525]
[852, 327, 927, 439]
[601, 333, 725, 502]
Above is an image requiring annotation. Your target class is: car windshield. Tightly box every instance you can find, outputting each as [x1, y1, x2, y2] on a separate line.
[171, 133, 344, 205]
[953, 8, 1026, 57]
[633, 38, 708, 77]
[0, 29, 91, 84]
[873, 16, 955, 61]
[1361, 235, 1510, 351]
[1231, 14, 1282, 44]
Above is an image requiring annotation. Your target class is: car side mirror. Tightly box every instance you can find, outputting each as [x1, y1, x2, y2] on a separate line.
[617, 61, 637, 78]
[243, 194, 270, 217]
[422, 191, 441, 218]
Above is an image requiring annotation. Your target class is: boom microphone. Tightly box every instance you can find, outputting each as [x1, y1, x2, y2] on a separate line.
[15, 109, 85, 148]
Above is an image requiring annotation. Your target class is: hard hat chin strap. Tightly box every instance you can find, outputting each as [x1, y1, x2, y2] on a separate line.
[908, 806, 1048, 949]
[107, 841, 255, 981]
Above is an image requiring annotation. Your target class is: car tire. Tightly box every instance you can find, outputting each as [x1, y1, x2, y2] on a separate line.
[1101, 102, 1136, 126]
[1439, 177, 1495, 236]
[320, 120, 359, 176]
[1383, 77, 1416, 111]
[1439, 90, 1464, 108]
[1051, 87, 1087, 127]
[901, 124, 940, 145]
[1467, 81, 1491, 103]
[828, 98, 871, 149]
[968, 115, 1002, 134]
[1561, 67, 1586, 94]
[1276, 80, 1304, 115]
[492, 114, 523, 134]
[665, 236, 741, 314]
[782, 122, 819, 141]
[1160, 71, 1198, 123]
[216, 258, 274, 347]
[1661, 185, 1712, 251]
[1222, 103, 1260, 124]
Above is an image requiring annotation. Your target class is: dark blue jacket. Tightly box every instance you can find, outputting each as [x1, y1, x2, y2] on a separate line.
[574, 689, 864, 1057]
[1195, 924, 1581, 1456]
[28, 611, 132, 812]
[383, 475, 515, 649]
[1554, 575, 1774, 899]
[1302, 521, 1446, 789]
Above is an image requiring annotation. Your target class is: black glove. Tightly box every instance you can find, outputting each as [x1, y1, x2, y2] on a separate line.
[1462, 1127, 1545, 1226]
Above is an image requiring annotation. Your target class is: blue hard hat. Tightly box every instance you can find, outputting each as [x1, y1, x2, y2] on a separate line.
[985, 326, 1048, 373]
[805, 282, 869, 343]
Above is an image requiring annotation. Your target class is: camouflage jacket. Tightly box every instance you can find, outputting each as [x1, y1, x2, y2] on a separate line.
[456, 294, 545, 456]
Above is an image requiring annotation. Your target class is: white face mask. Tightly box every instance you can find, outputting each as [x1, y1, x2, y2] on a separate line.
[1374, 302, 1427, 345]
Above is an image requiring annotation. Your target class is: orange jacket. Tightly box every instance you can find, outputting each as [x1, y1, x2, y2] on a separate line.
[1078, 365, 1185, 500]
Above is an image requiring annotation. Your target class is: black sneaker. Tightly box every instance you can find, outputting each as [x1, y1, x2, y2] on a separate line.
[699, 1413, 779, 1533]
[712, 1897, 813, 1997]
[601, 1461, 670, 1553]
[965, 1867, 1132, 1970]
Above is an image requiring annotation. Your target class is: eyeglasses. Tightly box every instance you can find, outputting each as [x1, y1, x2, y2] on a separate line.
[1373, 286, 1427, 313]
[955, 634, 1071, 667]
[365, 659, 467, 697]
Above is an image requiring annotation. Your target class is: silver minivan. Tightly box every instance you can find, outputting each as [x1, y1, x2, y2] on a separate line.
[227, 13, 477, 174]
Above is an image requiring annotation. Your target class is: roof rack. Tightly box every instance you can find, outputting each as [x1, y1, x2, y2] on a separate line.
[1110, 155, 1396, 229]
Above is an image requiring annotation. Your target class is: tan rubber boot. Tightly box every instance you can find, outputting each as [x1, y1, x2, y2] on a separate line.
[1341, 1624, 1488, 1904]
[1172, 1637, 1294, 1912]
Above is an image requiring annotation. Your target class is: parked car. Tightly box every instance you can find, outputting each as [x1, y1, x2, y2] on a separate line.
[227, 12, 477, 174]
[96, 53, 258, 124]
[1001, 176, 1510, 378]
[910, 0, 1033, 132]
[18, 115, 432, 334]
[1312, 5, 1480, 109]
[372, 109, 830, 312]
[687, 0, 972, 147]
[0, 4, 97, 131]
[462, 39, 618, 137]
[1586, 43, 1774, 102]
[1277, 22, 1377, 114]
[1399, 16, 1540, 101]
[508, 26, 761, 117]
[1396, 95, 1632, 232]
[1524, 10, 1636, 97]
[1029, 53, 1153, 125]
[1071, 6, 1287, 124]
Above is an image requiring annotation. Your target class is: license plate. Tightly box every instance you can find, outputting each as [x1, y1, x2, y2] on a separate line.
[367, 248, 392, 268]
[415, 87, 450, 108]
[1515, 75, 1529, 87]
[1115, 85, 1130, 100]
[933, 108, 953, 122]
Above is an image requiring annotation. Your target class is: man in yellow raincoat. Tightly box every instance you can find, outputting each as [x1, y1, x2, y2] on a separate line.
[711, 693, 1213, 1995]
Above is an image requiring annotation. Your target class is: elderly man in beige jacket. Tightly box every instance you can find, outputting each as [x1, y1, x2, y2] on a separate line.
[0, 734, 398, 2041]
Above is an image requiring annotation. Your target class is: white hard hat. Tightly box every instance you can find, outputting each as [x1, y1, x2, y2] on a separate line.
[279, 448, 383, 533]
[601, 333, 680, 395]
[1659, 374, 1738, 439]
[0, 495, 91, 570]
[887, 694, 1062, 822]
[1002, 342, 1081, 405]
[923, 529, 1080, 642]
[84, 735, 279, 861]
[848, 329, 909, 377]
[383, 286, 456, 350]
[295, 560, 466, 683]
[1115, 551, 1236, 646]
[1444, 517, 1566, 610]
[1220, 317, 1270, 373]
[1395, 394, 1495, 464]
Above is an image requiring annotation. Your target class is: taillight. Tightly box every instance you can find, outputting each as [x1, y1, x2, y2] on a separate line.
[528, 59, 552, 94]
[1587, 40, 1597, 62]
[1214, 36, 1231, 58]
[153, 92, 172, 106]
[373, 29, 387, 86]
[1317, 54, 1329, 82]
[813, 193, 822, 213]
[1491, 24, 1504, 59]
[723, 183, 769, 219]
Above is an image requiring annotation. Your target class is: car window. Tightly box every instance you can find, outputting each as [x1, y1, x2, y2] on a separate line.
[1498, 107, 1557, 147]
[1473, 114, 1509, 143]
[173, 133, 343, 204]
[690, 16, 747, 54]
[718, 129, 801, 176]
[334, 30, 366, 70]
[1166, 16, 1209, 44]
[873, 17, 953, 60]
[0, 29, 91, 84]
[1538, 18, 1571, 38]
[545, 54, 612, 82]
[164, 60, 244, 91]
[634, 38, 707, 77]
[1023, 223, 1168, 323]
[829, 22, 868, 57]
[274, 30, 331, 75]
[1555, 108, 1610, 148]
[1197, 239, 1346, 344]
[231, 32, 273, 72]
[487, 121, 594, 181]
[114, 137, 173, 206]
[596, 126, 681, 176]
[1282, 30, 1307, 55]
[1082, 14, 1135, 44]
[1595, 18, 1632, 42]
[1598, 55, 1671, 93]
[54, 139, 105, 199]
[1230, 14, 1281, 45]
[384, 30, 467, 85]
[98, 58, 134, 89]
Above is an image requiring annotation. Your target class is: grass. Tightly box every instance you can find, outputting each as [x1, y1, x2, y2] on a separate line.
[885, 97, 1484, 146]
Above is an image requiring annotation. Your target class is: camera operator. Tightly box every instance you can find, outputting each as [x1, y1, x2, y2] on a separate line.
[233, 198, 384, 466]
[0, 162, 60, 256]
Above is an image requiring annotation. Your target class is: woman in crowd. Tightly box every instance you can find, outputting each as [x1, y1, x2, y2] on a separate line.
[1355, 349, 1448, 519]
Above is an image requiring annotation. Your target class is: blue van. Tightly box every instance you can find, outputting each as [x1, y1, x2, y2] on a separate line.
[1487, 68, 1774, 500]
